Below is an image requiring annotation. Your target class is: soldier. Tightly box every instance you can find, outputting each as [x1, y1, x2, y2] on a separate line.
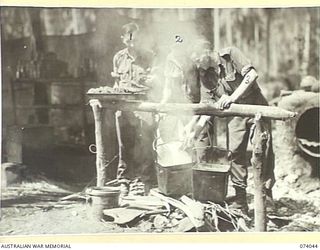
[112, 23, 156, 195]
[186, 39, 275, 214]
[158, 37, 199, 159]
[112, 23, 154, 88]
[160, 38, 214, 163]
[161, 39, 199, 104]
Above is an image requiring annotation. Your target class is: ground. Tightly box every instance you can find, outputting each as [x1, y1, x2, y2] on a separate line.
[1, 121, 319, 235]
[1, 167, 319, 235]
[0, 180, 140, 235]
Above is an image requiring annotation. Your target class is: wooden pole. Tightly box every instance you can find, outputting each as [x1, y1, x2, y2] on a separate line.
[90, 100, 108, 187]
[97, 100, 296, 120]
[251, 113, 268, 231]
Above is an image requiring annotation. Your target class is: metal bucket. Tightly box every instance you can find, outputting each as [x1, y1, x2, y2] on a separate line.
[154, 136, 195, 198]
[192, 163, 230, 203]
[156, 162, 194, 197]
[85, 186, 121, 220]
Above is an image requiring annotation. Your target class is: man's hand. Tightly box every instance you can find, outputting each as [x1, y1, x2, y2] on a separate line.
[184, 120, 195, 137]
[181, 130, 196, 150]
[217, 94, 234, 110]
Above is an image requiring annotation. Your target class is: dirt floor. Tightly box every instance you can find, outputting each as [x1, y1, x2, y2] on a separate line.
[0, 180, 141, 235]
[1, 123, 319, 235]
[1, 167, 319, 235]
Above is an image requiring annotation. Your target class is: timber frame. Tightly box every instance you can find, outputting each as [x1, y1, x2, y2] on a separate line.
[89, 98, 296, 232]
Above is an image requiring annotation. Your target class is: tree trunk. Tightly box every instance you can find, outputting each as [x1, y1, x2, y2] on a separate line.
[226, 9, 232, 46]
[29, 8, 44, 56]
[301, 10, 311, 77]
[308, 8, 320, 78]
[265, 9, 272, 82]
[254, 22, 260, 66]
[213, 9, 220, 50]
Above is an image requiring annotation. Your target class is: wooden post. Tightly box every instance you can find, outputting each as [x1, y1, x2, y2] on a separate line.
[212, 117, 218, 146]
[251, 113, 268, 231]
[90, 99, 108, 187]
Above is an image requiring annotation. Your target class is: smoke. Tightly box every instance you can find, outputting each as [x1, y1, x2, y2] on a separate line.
[93, 9, 207, 167]
[136, 9, 205, 166]
[136, 9, 206, 105]
[144, 9, 201, 52]
[141, 9, 204, 70]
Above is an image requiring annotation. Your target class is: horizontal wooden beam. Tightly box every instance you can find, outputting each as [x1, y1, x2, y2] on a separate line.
[90, 99, 297, 120]
[15, 104, 90, 109]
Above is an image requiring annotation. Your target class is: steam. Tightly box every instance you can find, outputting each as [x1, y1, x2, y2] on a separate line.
[137, 9, 204, 104]
[138, 9, 204, 166]
[101, 9, 206, 167]
[142, 9, 203, 74]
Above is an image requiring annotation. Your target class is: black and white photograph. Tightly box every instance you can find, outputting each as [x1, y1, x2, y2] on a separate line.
[1, 6, 319, 235]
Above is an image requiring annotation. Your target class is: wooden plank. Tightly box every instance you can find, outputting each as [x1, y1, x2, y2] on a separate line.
[150, 189, 204, 229]
[15, 104, 90, 109]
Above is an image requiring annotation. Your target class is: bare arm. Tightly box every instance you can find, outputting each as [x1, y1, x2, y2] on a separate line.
[182, 115, 212, 150]
[111, 53, 121, 88]
[184, 115, 200, 133]
[217, 68, 258, 109]
[192, 115, 211, 139]
[230, 68, 258, 102]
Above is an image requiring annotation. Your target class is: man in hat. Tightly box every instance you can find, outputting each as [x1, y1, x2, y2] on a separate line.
[160, 37, 218, 164]
[112, 23, 154, 89]
[158, 36, 200, 163]
[112, 22, 157, 195]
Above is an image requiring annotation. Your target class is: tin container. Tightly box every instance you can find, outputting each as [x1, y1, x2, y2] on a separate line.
[156, 162, 194, 197]
[85, 186, 121, 220]
[192, 163, 230, 203]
